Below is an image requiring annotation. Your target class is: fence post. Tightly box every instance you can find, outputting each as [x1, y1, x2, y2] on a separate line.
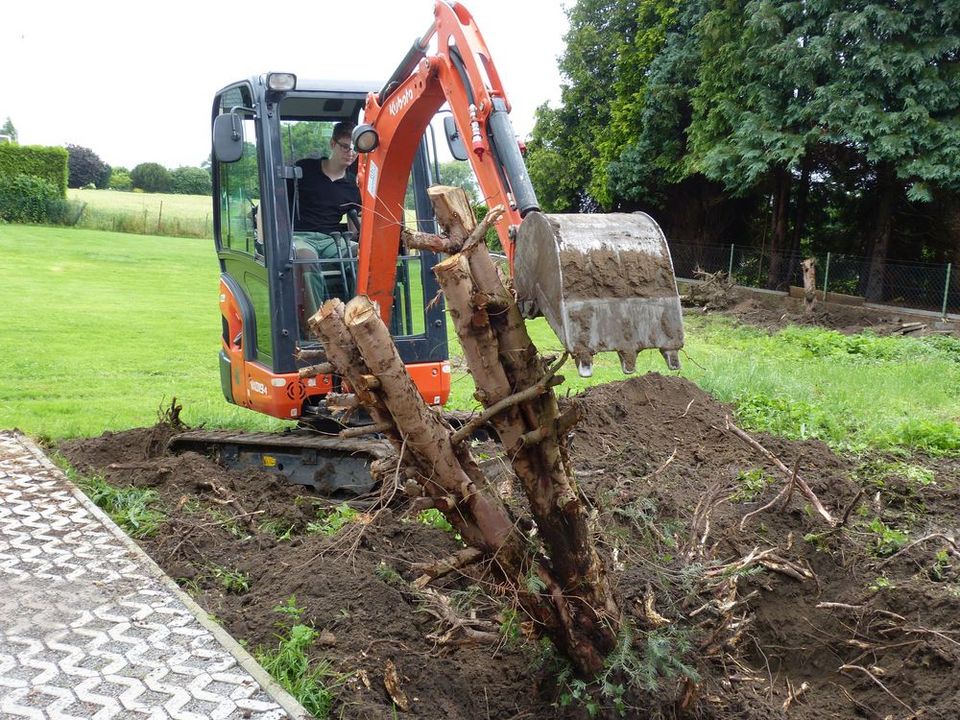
[823, 252, 831, 298]
[728, 244, 735, 279]
[943, 262, 953, 319]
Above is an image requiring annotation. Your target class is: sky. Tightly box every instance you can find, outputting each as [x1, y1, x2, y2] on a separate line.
[0, 0, 570, 170]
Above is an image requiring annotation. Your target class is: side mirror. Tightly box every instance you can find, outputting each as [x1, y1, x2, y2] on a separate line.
[443, 116, 468, 162]
[213, 113, 244, 163]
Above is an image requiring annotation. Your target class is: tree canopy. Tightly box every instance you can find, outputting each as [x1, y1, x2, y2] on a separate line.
[526, 0, 960, 299]
[66, 145, 111, 189]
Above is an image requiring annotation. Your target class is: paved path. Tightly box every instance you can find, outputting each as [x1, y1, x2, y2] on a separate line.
[0, 431, 307, 720]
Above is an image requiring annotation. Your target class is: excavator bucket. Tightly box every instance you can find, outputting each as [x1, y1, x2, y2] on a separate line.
[514, 211, 684, 377]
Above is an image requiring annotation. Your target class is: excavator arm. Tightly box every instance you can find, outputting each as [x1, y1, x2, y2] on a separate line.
[354, 1, 527, 312]
[355, 0, 684, 376]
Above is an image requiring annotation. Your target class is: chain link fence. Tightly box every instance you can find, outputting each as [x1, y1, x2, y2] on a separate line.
[668, 241, 959, 316]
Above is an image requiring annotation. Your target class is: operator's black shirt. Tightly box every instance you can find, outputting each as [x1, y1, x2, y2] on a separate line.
[288, 158, 361, 234]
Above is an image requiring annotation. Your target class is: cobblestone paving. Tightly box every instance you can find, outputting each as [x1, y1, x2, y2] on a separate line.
[0, 431, 293, 719]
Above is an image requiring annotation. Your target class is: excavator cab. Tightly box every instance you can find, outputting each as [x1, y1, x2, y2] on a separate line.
[211, 75, 450, 425]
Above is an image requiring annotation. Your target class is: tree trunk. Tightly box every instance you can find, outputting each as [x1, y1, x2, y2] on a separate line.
[784, 157, 811, 287]
[308, 198, 621, 673]
[766, 165, 792, 289]
[429, 187, 620, 668]
[865, 163, 898, 302]
[802, 258, 817, 314]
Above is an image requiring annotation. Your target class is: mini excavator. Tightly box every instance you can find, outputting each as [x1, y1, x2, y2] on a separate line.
[171, 0, 684, 493]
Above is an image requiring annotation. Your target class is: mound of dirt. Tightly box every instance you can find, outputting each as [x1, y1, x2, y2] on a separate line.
[57, 374, 960, 719]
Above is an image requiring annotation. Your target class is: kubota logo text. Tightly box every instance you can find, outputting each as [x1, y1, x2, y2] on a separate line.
[249, 380, 268, 395]
[388, 88, 414, 117]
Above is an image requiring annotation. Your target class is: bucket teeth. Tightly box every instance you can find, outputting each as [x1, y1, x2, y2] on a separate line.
[617, 350, 638, 375]
[661, 350, 681, 371]
[575, 354, 594, 378]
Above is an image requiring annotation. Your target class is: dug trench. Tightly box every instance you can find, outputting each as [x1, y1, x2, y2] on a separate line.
[57, 374, 960, 719]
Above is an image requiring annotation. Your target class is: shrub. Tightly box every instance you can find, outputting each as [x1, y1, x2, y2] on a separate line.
[0, 174, 61, 223]
[67, 144, 111, 189]
[131, 162, 172, 193]
[108, 168, 133, 191]
[171, 166, 212, 195]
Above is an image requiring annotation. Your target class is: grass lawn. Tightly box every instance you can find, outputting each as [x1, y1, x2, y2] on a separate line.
[2, 223, 958, 455]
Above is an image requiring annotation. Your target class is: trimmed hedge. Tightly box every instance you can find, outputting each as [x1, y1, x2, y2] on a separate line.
[0, 145, 68, 198]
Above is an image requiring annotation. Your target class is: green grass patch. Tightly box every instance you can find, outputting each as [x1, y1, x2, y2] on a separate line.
[71, 472, 165, 537]
[307, 503, 359, 535]
[211, 565, 250, 594]
[256, 597, 339, 718]
[0, 224, 287, 439]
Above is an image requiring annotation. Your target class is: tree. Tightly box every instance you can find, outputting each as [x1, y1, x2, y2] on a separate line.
[171, 166, 212, 195]
[1, 117, 17, 144]
[526, 0, 641, 212]
[435, 161, 477, 201]
[130, 162, 172, 193]
[66, 145, 111, 189]
[109, 167, 133, 191]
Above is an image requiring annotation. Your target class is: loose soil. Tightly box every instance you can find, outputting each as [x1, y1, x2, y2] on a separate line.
[57, 371, 960, 719]
[684, 281, 957, 337]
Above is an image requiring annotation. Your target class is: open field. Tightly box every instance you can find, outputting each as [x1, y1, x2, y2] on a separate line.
[67, 188, 213, 238]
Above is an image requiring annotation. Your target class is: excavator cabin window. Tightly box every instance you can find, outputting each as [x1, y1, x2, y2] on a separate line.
[280, 118, 428, 344]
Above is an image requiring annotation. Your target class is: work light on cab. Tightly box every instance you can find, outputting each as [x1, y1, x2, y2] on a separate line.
[266, 73, 297, 92]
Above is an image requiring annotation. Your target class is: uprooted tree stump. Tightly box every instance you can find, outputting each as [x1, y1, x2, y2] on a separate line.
[308, 186, 620, 674]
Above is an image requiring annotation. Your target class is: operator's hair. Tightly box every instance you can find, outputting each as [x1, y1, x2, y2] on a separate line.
[332, 121, 355, 142]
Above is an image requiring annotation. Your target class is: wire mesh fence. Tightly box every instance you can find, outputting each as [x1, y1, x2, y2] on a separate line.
[668, 241, 959, 316]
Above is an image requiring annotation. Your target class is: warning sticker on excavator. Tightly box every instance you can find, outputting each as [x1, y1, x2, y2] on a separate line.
[367, 161, 379, 198]
[262, 455, 277, 467]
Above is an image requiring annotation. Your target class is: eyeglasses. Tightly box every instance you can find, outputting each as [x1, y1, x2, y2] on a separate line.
[333, 139, 355, 153]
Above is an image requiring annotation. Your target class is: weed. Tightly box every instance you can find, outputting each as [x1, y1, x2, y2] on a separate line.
[450, 584, 483, 613]
[273, 595, 305, 623]
[733, 468, 773, 502]
[211, 565, 249, 594]
[525, 570, 548, 594]
[612, 498, 681, 548]
[307, 503, 359, 536]
[374, 561, 405, 587]
[181, 497, 201, 513]
[256, 623, 337, 718]
[866, 518, 909, 557]
[207, 508, 246, 538]
[175, 577, 201, 597]
[554, 623, 699, 717]
[260, 519, 295, 541]
[74, 473, 165, 538]
[417, 508, 455, 533]
[930, 549, 953, 582]
[499, 607, 523, 646]
[885, 419, 960, 456]
[858, 459, 936, 490]
[869, 575, 894, 591]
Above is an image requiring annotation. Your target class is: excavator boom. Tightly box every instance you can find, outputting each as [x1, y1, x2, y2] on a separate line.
[355, 1, 684, 375]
